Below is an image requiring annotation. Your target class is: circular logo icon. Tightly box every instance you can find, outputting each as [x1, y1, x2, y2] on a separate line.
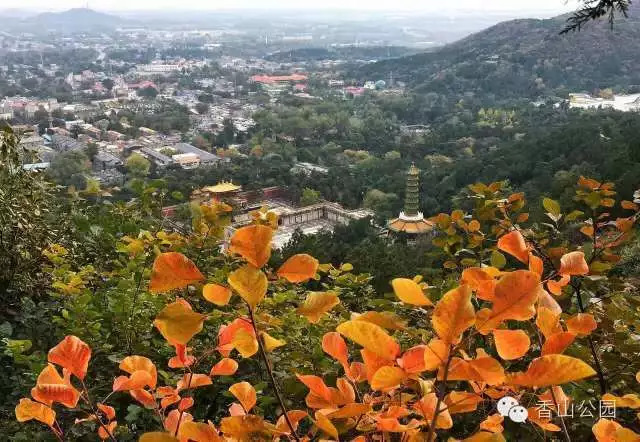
[497, 396, 519, 417]
[508, 405, 529, 423]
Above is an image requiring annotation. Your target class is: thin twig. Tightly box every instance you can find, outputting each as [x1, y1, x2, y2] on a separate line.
[549, 387, 571, 442]
[426, 347, 455, 442]
[247, 304, 300, 441]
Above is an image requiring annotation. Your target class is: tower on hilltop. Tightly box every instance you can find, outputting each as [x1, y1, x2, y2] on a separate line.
[387, 163, 433, 236]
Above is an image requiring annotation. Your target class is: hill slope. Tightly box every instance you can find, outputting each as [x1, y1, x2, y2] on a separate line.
[23, 8, 125, 32]
[359, 5, 640, 99]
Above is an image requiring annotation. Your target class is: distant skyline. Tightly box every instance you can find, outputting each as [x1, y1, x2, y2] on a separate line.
[2, 0, 582, 14]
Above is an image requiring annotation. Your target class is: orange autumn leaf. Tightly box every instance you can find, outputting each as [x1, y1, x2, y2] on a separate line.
[119, 356, 157, 389]
[529, 254, 543, 276]
[130, 389, 156, 408]
[391, 278, 433, 306]
[322, 332, 349, 369]
[476, 270, 540, 333]
[399, 345, 428, 374]
[113, 370, 154, 392]
[153, 299, 206, 346]
[277, 254, 319, 283]
[361, 349, 393, 383]
[203, 284, 232, 306]
[508, 354, 596, 387]
[229, 224, 273, 268]
[210, 358, 239, 376]
[297, 291, 340, 323]
[423, 338, 450, 371]
[275, 410, 308, 435]
[444, 391, 483, 414]
[461, 267, 497, 301]
[536, 307, 562, 339]
[229, 382, 257, 412]
[541, 332, 576, 355]
[31, 363, 80, 408]
[497, 230, 529, 263]
[139, 433, 178, 442]
[336, 320, 400, 360]
[219, 415, 270, 439]
[97, 403, 116, 421]
[593, 418, 640, 442]
[177, 373, 212, 391]
[98, 421, 117, 440]
[168, 344, 195, 369]
[164, 409, 193, 434]
[414, 393, 453, 429]
[227, 264, 268, 309]
[149, 252, 204, 293]
[566, 313, 598, 336]
[177, 421, 221, 442]
[559, 251, 589, 276]
[479, 414, 504, 433]
[47, 335, 91, 380]
[444, 353, 505, 385]
[296, 374, 332, 402]
[601, 393, 640, 409]
[432, 285, 475, 344]
[327, 403, 371, 419]
[217, 318, 255, 357]
[547, 274, 570, 296]
[15, 398, 55, 427]
[492, 329, 530, 360]
[370, 366, 407, 391]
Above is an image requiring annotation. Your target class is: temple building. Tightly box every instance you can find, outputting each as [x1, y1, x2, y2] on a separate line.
[388, 164, 433, 236]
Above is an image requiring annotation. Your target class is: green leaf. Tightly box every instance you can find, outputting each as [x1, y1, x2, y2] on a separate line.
[490, 250, 507, 269]
[543, 197, 561, 217]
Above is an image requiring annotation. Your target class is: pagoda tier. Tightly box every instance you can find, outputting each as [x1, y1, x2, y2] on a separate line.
[388, 163, 433, 235]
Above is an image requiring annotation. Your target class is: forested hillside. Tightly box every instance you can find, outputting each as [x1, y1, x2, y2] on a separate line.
[359, 3, 640, 99]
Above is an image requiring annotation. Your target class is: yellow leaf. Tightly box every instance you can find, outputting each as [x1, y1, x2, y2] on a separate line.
[149, 252, 204, 294]
[202, 284, 232, 306]
[177, 421, 221, 442]
[336, 320, 400, 361]
[601, 394, 640, 409]
[261, 332, 286, 352]
[314, 411, 338, 440]
[297, 291, 340, 323]
[229, 382, 257, 412]
[231, 329, 259, 358]
[277, 254, 319, 283]
[508, 355, 596, 387]
[228, 265, 268, 309]
[153, 299, 206, 346]
[432, 285, 475, 344]
[139, 433, 179, 442]
[370, 366, 407, 391]
[352, 311, 407, 330]
[391, 278, 433, 306]
[327, 403, 371, 419]
[15, 398, 55, 426]
[229, 225, 273, 268]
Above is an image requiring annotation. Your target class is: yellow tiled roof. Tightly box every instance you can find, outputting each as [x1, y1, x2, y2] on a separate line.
[202, 182, 241, 193]
[388, 218, 434, 234]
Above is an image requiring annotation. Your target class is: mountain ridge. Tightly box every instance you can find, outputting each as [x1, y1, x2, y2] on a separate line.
[359, 5, 640, 99]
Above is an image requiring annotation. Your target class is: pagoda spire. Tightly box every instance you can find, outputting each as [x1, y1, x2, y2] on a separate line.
[404, 163, 420, 216]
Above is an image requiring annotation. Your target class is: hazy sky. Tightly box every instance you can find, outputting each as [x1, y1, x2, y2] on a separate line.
[4, 0, 582, 13]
